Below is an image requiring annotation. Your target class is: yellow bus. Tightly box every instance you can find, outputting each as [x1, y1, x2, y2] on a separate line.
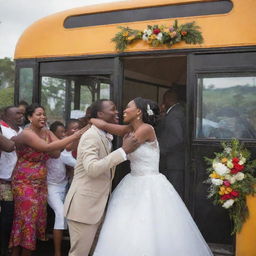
[14, 0, 256, 254]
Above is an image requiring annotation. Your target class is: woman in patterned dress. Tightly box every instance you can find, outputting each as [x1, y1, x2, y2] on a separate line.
[9, 104, 86, 256]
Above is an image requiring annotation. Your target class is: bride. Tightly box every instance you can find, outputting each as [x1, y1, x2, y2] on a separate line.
[91, 97, 213, 256]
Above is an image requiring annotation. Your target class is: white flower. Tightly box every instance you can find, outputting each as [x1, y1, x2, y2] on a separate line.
[156, 32, 163, 41]
[224, 174, 232, 181]
[238, 157, 246, 165]
[224, 174, 236, 184]
[235, 172, 245, 181]
[146, 104, 154, 116]
[211, 178, 223, 186]
[213, 162, 230, 176]
[144, 29, 152, 36]
[224, 147, 232, 154]
[222, 199, 235, 209]
[230, 177, 236, 184]
[142, 34, 148, 41]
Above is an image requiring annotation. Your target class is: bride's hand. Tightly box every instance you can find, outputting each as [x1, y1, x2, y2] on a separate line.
[90, 118, 107, 129]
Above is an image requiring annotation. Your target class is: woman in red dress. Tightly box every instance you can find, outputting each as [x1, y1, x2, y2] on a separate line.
[9, 104, 86, 256]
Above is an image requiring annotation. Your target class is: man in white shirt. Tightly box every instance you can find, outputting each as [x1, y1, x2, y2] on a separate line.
[0, 106, 23, 256]
[64, 100, 139, 256]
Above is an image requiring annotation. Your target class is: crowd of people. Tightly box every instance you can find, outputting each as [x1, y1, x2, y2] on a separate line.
[0, 102, 88, 256]
[0, 88, 195, 256]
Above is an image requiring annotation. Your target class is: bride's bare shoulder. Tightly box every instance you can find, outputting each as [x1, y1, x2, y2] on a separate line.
[134, 124, 155, 142]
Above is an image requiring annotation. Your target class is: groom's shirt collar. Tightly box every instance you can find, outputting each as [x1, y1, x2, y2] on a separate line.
[93, 125, 127, 160]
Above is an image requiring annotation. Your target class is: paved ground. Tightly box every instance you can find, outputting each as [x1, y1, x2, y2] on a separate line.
[34, 240, 234, 256]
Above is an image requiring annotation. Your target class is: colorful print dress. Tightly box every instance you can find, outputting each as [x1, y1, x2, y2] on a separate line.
[9, 143, 50, 250]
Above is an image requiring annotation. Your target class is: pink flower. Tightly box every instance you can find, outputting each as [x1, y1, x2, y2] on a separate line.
[223, 180, 231, 187]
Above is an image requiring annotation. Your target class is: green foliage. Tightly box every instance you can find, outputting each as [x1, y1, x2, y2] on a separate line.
[0, 57, 14, 88]
[0, 58, 15, 107]
[112, 20, 203, 52]
[0, 87, 14, 108]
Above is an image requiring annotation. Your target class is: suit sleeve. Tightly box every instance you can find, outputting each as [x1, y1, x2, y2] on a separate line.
[80, 133, 126, 178]
[158, 114, 185, 154]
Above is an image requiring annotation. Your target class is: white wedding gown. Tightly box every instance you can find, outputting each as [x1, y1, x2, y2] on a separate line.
[93, 140, 213, 256]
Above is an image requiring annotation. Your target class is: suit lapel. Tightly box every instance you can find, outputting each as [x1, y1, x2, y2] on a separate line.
[92, 125, 115, 178]
[92, 125, 110, 155]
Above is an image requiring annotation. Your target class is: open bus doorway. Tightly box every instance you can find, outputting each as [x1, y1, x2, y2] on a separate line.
[115, 54, 188, 198]
[118, 54, 187, 189]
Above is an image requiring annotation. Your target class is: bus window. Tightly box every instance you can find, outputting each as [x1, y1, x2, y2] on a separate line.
[19, 68, 33, 104]
[40, 75, 111, 124]
[196, 74, 256, 139]
[41, 76, 66, 124]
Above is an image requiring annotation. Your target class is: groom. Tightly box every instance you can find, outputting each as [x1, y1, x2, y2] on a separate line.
[64, 99, 139, 256]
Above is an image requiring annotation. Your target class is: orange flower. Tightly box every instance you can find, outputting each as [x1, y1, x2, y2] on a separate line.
[122, 31, 129, 37]
[221, 158, 228, 164]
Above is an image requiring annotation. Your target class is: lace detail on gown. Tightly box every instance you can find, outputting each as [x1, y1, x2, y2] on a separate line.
[128, 140, 159, 176]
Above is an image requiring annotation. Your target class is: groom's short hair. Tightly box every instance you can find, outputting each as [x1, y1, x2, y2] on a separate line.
[90, 99, 110, 119]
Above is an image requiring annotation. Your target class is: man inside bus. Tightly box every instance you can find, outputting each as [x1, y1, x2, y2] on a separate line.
[156, 87, 186, 199]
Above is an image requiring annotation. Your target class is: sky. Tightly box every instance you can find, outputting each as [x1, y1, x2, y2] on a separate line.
[0, 0, 123, 59]
[203, 77, 256, 89]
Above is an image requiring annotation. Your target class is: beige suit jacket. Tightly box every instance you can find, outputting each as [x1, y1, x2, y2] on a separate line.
[64, 125, 125, 224]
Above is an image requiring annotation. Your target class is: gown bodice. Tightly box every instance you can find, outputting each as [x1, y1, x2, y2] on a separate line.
[127, 140, 160, 176]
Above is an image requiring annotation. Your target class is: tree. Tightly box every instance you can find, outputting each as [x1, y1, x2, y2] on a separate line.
[0, 57, 14, 107]
[0, 57, 14, 88]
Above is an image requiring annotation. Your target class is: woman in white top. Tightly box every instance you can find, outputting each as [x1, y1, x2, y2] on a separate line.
[46, 121, 77, 256]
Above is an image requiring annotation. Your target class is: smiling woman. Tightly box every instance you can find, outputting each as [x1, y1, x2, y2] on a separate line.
[8, 103, 87, 256]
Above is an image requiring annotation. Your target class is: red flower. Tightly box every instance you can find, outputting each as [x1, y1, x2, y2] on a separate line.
[153, 28, 161, 35]
[231, 168, 239, 174]
[181, 31, 187, 36]
[232, 158, 240, 164]
[221, 194, 232, 200]
[230, 190, 239, 197]
[235, 163, 244, 171]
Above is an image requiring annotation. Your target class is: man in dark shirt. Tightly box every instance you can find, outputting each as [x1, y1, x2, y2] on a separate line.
[156, 88, 186, 198]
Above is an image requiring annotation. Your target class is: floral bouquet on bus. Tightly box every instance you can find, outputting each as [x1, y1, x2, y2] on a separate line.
[205, 138, 256, 234]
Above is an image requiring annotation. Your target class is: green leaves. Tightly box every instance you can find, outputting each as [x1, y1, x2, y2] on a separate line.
[111, 20, 203, 52]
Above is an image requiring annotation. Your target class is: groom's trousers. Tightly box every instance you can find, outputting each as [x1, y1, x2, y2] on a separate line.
[67, 219, 101, 256]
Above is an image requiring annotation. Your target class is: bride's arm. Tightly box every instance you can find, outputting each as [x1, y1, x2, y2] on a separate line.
[90, 118, 132, 136]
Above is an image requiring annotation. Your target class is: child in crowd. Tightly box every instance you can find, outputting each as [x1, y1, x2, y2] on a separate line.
[46, 121, 77, 256]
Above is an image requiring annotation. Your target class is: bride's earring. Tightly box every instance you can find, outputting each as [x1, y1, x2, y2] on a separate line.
[137, 116, 141, 120]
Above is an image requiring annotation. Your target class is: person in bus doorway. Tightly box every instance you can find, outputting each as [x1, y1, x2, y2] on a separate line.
[156, 87, 186, 199]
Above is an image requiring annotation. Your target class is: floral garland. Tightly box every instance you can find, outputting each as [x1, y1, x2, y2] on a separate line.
[205, 139, 256, 234]
[111, 20, 203, 52]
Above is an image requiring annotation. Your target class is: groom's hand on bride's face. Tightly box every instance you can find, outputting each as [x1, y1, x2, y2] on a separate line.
[122, 133, 140, 154]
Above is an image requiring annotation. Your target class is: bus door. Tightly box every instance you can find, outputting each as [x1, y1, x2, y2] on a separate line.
[187, 51, 256, 246]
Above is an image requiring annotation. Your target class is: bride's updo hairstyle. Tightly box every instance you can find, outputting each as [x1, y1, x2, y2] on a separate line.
[133, 97, 159, 127]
